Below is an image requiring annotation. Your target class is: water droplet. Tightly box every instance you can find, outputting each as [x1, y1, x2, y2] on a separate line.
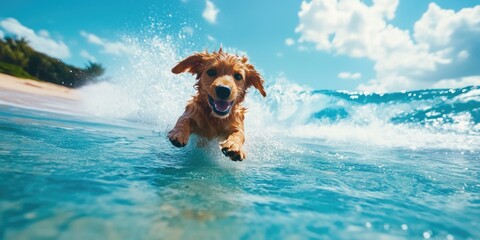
[401, 224, 408, 230]
[365, 222, 372, 228]
[355, 205, 362, 212]
[423, 231, 431, 239]
[383, 224, 390, 230]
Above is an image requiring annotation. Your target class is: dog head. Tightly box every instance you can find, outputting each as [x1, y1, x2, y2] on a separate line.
[172, 48, 266, 118]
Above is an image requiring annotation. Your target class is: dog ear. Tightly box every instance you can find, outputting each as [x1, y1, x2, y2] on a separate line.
[246, 64, 266, 97]
[172, 52, 209, 78]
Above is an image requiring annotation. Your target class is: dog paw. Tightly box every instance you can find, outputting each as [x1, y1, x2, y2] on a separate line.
[168, 130, 189, 148]
[220, 140, 246, 161]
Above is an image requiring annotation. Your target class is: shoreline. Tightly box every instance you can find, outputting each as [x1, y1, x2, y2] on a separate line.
[0, 73, 78, 100]
[0, 73, 83, 115]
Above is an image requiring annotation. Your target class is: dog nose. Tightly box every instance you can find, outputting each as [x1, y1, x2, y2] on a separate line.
[215, 86, 231, 100]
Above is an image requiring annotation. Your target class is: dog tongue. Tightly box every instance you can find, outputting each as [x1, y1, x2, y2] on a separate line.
[214, 100, 230, 112]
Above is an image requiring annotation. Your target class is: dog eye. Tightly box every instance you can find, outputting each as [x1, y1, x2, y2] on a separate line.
[234, 73, 243, 81]
[206, 69, 217, 77]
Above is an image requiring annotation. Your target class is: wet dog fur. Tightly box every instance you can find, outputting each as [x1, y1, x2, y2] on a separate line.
[167, 48, 266, 161]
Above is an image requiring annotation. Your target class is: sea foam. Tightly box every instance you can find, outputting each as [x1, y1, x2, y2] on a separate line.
[78, 33, 480, 152]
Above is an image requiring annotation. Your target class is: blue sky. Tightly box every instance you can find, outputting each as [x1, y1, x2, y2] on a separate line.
[1, 0, 479, 91]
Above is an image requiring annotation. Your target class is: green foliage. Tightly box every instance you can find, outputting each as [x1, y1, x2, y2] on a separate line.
[84, 61, 105, 80]
[0, 61, 36, 79]
[0, 37, 105, 88]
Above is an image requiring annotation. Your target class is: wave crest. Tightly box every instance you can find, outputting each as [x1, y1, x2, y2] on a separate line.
[78, 34, 480, 151]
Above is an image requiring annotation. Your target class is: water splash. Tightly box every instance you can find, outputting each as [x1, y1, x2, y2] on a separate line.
[77, 32, 480, 152]
[79, 34, 194, 128]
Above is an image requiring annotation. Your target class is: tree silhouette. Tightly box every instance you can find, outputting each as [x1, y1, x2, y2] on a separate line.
[84, 61, 105, 80]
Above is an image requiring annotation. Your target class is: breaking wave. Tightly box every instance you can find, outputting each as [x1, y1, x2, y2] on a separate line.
[78, 33, 480, 151]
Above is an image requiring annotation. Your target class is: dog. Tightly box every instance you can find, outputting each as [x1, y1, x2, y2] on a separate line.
[167, 48, 266, 161]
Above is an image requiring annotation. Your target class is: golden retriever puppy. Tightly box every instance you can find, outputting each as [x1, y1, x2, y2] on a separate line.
[168, 48, 266, 161]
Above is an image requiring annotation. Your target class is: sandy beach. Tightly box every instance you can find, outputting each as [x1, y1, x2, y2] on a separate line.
[0, 73, 82, 114]
[0, 73, 77, 99]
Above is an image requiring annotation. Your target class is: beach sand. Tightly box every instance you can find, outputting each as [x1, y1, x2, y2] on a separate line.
[0, 73, 83, 114]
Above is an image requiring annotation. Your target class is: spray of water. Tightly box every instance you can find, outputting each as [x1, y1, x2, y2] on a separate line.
[77, 30, 480, 152]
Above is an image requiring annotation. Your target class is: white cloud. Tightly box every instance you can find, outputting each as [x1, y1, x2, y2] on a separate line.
[38, 29, 49, 38]
[338, 72, 362, 80]
[285, 38, 295, 46]
[80, 49, 97, 62]
[80, 31, 102, 45]
[0, 18, 70, 59]
[207, 34, 216, 42]
[295, 1, 480, 91]
[372, 0, 399, 20]
[80, 31, 133, 55]
[432, 76, 480, 89]
[203, 0, 219, 24]
[297, 45, 309, 51]
[457, 50, 469, 60]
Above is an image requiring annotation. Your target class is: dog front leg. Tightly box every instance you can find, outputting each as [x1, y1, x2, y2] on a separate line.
[168, 116, 191, 147]
[220, 130, 246, 161]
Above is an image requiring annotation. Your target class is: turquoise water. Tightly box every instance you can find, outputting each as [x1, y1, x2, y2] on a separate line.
[1, 83, 479, 239]
[1, 34, 479, 239]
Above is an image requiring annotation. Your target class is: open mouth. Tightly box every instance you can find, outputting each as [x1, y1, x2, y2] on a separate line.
[208, 95, 234, 116]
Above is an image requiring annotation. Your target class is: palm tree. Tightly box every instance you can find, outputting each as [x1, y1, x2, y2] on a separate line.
[84, 61, 105, 78]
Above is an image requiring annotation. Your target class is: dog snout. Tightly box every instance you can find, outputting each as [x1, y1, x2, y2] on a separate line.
[215, 86, 231, 100]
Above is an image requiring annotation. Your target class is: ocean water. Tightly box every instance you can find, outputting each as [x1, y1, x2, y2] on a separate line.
[1, 35, 479, 239]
